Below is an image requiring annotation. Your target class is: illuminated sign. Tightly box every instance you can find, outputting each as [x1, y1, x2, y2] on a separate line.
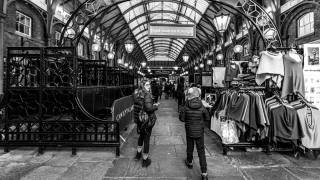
[148, 24, 196, 38]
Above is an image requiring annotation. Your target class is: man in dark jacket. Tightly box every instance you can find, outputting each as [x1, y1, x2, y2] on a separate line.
[180, 87, 210, 180]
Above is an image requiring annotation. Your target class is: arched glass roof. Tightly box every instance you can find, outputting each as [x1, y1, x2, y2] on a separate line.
[118, 0, 209, 61]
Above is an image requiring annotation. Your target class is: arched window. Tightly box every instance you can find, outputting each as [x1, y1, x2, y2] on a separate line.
[298, 12, 314, 37]
[16, 11, 32, 37]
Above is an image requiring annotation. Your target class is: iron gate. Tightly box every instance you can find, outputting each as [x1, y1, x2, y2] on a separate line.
[1, 47, 121, 156]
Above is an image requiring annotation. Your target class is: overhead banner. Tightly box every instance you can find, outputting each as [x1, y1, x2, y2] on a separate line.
[112, 95, 134, 132]
[148, 24, 196, 38]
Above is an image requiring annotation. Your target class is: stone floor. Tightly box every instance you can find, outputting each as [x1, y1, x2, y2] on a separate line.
[0, 98, 320, 180]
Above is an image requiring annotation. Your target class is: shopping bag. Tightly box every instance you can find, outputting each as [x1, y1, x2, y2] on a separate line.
[221, 119, 239, 144]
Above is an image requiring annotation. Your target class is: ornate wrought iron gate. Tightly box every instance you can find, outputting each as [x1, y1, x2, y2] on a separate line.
[1, 47, 121, 156]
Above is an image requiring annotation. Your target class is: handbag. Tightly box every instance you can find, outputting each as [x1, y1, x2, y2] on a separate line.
[221, 118, 239, 144]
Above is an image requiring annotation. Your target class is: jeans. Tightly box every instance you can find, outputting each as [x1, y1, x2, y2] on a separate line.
[186, 135, 207, 173]
[138, 127, 153, 154]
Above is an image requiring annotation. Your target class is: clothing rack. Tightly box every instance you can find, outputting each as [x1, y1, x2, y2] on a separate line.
[220, 86, 271, 156]
[218, 86, 301, 158]
[266, 47, 303, 55]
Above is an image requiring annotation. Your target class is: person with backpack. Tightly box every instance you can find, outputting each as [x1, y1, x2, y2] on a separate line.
[133, 79, 159, 167]
[179, 87, 210, 180]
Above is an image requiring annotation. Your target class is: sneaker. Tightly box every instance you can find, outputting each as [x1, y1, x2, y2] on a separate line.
[201, 174, 208, 180]
[184, 159, 193, 169]
[142, 158, 151, 167]
[134, 152, 142, 160]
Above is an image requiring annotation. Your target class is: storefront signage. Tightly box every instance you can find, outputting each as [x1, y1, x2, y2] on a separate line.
[148, 24, 196, 38]
[112, 95, 134, 131]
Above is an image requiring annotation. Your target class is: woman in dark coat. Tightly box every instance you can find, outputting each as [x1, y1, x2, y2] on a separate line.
[180, 87, 210, 180]
[133, 79, 159, 167]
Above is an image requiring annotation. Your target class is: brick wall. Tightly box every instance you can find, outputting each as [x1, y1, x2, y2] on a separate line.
[3, 1, 46, 56]
[281, 4, 320, 46]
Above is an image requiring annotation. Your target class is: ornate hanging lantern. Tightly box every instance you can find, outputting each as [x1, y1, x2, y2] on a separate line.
[117, 58, 123, 64]
[212, 13, 231, 34]
[141, 61, 147, 67]
[216, 54, 224, 61]
[233, 45, 243, 53]
[65, 28, 76, 39]
[92, 43, 101, 52]
[124, 39, 135, 53]
[107, 51, 115, 60]
[183, 53, 189, 62]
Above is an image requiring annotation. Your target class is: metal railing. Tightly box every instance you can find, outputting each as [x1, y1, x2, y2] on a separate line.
[0, 47, 136, 156]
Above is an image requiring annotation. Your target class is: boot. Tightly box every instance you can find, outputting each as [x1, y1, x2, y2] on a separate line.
[201, 173, 208, 180]
[134, 151, 142, 160]
[142, 158, 151, 167]
[184, 159, 193, 169]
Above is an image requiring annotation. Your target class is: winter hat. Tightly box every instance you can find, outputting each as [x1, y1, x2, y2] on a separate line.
[187, 87, 200, 100]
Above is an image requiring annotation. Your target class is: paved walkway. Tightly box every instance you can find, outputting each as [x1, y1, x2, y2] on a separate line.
[1, 98, 320, 179]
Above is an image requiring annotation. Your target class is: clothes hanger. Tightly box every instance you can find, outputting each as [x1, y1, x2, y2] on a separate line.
[266, 40, 279, 54]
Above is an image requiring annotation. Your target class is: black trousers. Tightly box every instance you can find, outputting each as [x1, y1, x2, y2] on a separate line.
[186, 135, 207, 173]
[177, 96, 184, 106]
[138, 127, 153, 154]
[153, 96, 158, 103]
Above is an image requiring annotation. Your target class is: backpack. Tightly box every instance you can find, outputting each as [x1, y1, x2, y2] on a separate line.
[133, 89, 157, 134]
[133, 89, 149, 124]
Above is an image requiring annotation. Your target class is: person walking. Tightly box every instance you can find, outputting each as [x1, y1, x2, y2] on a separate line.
[158, 82, 163, 100]
[133, 80, 159, 167]
[180, 87, 210, 180]
[151, 80, 159, 103]
[176, 77, 185, 110]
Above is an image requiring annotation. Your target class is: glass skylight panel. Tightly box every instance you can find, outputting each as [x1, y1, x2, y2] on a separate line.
[128, 20, 138, 29]
[148, 2, 162, 11]
[138, 36, 148, 44]
[118, 1, 131, 12]
[195, 0, 209, 14]
[140, 41, 151, 48]
[130, 16, 146, 27]
[117, 0, 209, 61]
[163, 2, 179, 11]
[132, 27, 141, 35]
[131, 6, 144, 17]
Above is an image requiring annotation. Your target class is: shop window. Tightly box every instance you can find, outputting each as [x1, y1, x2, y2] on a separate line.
[77, 43, 84, 57]
[298, 12, 314, 37]
[16, 11, 32, 37]
[54, 31, 61, 46]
